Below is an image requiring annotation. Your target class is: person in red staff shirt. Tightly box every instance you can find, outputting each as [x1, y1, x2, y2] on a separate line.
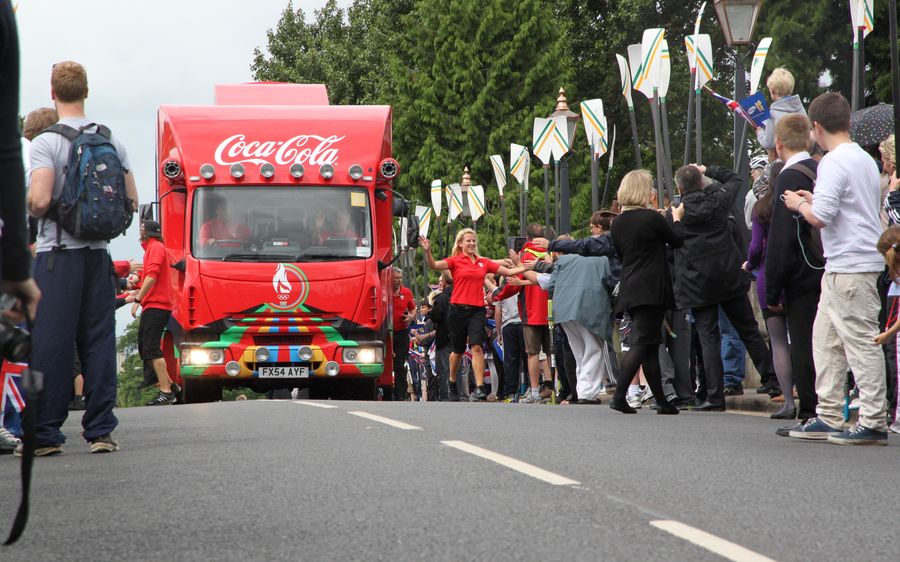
[421, 228, 527, 401]
[392, 268, 416, 400]
[200, 198, 251, 247]
[126, 220, 179, 405]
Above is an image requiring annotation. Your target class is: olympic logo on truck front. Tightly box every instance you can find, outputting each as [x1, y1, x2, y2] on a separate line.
[214, 134, 345, 167]
[271, 263, 309, 311]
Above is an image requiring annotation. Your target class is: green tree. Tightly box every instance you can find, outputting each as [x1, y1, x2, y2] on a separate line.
[116, 318, 154, 407]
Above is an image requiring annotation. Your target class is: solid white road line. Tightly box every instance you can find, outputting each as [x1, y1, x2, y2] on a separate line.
[441, 440, 580, 486]
[292, 401, 339, 409]
[650, 520, 778, 562]
[347, 411, 422, 430]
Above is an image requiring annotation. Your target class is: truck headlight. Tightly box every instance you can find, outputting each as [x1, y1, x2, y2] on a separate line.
[342, 347, 383, 364]
[183, 347, 225, 365]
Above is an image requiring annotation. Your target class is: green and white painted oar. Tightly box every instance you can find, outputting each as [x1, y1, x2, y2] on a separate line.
[581, 98, 607, 211]
[685, 33, 713, 164]
[850, 0, 874, 111]
[638, 27, 667, 207]
[616, 53, 642, 169]
[749, 37, 772, 94]
[510, 143, 530, 235]
[684, 1, 706, 165]
[658, 39, 675, 202]
[490, 154, 509, 240]
[533, 117, 556, 230]
[600, 125, 616, 209]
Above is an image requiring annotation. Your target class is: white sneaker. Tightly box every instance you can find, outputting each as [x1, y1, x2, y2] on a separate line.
[890, 421, 900, 435]
[626, 394, 643, 409]
[0, 427, 21, 453]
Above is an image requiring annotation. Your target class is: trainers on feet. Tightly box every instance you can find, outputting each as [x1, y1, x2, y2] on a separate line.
[827, 424, 888, 446]
[0, 427, 21, 454]
[788, 417, 843, 440]
[539, 386, 553, 400]
[69, 395, 86, 411]
[723, 384, 744, 396]
[522, 392, 542, 404]
[890, 422, 900, 435]
[626, 394, 643, 409]
[448, 382, 460, 402]
[146, 390, 176, 406]
[473, 385, 488, 401]
[14, 443, 63, 457]
[89, 434, 120, 453]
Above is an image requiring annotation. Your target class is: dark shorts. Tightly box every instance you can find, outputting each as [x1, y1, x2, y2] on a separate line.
[138, 307, 172, 361]
[523, 324, 551, 356]
[627, 305, 666, 346]
[448, 304, 486, 353]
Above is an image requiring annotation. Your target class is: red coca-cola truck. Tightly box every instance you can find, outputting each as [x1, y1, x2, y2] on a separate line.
[147, 83, 415, 402]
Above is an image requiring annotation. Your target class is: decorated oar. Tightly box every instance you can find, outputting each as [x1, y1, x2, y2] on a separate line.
[686, 33, 713, 164]
[684, 1, 706, 165]
[749, 37, 772, 94]
[510, 143, 530, 236]
[533, 117, 564, 231]
[636, 28, 667, 207]
[415, 204, 433, 296]
[549, 115, 569, 235]
[616, 54, 642, 169]
[890, 0, 899, 171]
[600, 125, 616, 208]
[490, 154, 509, 240]
[581, 99, 608, 212]
[658, 39, 675, 202]
[850, 0, 874, 111]
[628, 44, 647, 170]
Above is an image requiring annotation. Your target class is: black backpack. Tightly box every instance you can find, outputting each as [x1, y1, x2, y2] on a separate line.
[792, 162, 825, 269]
[41, 123, 133, 245]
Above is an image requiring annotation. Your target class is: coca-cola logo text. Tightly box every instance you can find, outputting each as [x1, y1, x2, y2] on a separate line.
[214, 134, 345, 167]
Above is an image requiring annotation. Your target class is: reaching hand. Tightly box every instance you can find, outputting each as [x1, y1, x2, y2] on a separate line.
[419, 236, 431, 252]
[531, 237, 549, 250]
[691, 163, 707, 175]
[507, 248, 522, 266]
[1, 278, 41, 324]
[671, 202, 685, 222]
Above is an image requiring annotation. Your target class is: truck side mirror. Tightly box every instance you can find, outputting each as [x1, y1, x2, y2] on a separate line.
[139, 203, 157, 222]
[406, 216, 420, 249]
[392, 197, 409, 217]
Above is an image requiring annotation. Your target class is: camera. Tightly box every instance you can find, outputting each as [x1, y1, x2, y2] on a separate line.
[0, 294, 31, 363]
[673, 194, 682, 207]
[508, 236, 526, 253]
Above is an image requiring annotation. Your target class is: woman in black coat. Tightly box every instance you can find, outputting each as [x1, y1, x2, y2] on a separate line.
[609, 170, 685, 414]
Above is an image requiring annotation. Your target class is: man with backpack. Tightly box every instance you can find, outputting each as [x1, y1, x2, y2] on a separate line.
[23, 61, 137, 455]
[765, 114, 823, 429]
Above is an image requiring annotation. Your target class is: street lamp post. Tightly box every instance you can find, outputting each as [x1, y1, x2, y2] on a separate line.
[550, 87, 579, 235]
[715, 0, 763, 246]
[460, 166, 472, 226]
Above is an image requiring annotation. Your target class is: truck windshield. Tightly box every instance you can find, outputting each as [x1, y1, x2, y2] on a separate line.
[192, 186, 372, 261]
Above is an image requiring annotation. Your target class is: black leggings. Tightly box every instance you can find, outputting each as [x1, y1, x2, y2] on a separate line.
[614, 306, 668, 405]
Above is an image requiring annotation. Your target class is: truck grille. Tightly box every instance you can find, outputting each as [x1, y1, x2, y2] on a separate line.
[253, 334, 314, 347]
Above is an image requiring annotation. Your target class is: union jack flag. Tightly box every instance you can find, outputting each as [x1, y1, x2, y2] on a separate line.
[0, 361, 26, 417]
[704, 86, 759, 130]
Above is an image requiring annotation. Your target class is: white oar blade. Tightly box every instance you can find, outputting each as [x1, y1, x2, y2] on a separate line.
[490, 154, 506, 196]
[628, 44, 649, 99]
[509, 143, 528, 184]
[659, 39, 671, 98]
[532, 117, 554, 165]
[415, 205, 432, 239]
[549, 116, 570, 161]
[448, 183, 463, 221]
[638, 28, 665, 96]
[749, 37, 772, 93]
[616, 54, 634, 107]
[468, 185, 485, 222]
[430, 179, 443, 216]
[580, 99, 605, 151]
[696, 34, 714, 89]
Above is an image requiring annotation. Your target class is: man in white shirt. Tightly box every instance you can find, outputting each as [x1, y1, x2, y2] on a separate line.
[783, 92, 888, 445]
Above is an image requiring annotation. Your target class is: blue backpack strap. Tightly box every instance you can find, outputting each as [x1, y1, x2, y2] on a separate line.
[41, 123, 80, 142]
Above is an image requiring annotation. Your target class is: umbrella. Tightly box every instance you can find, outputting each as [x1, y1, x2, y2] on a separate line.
[850, 103, 894, 147]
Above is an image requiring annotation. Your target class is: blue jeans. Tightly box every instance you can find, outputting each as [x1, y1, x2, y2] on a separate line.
[501, 323, 524, 399]
[33, 248, 118, 445]
[719, 306, 746, 388]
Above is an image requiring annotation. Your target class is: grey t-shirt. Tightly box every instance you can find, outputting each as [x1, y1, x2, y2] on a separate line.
[29, 116, 132, 253]
[498, 295, 521, 328]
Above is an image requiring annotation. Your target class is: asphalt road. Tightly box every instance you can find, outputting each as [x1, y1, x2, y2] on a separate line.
[1, 399, 899, 561]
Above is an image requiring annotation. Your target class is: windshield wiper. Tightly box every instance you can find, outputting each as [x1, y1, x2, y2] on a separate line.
[222, 253, 295, 262]
[294, 252, 361, 261]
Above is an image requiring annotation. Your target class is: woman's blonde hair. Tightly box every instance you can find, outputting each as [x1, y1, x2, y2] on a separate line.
[616, 170, 653, 208]
[452, 228, 477, 256]
[877, 225, 900, 279]
[880, 134, 895, 169]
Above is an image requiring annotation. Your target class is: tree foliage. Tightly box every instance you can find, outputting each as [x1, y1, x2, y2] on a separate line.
[253, 0, 900, 279]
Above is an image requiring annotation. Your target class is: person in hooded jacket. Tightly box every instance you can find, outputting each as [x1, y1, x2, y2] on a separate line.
[668, 164, 776, 411]
[756, 67, 807, 156]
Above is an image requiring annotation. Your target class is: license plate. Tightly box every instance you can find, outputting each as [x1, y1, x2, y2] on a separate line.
[258, 366, 309, 378]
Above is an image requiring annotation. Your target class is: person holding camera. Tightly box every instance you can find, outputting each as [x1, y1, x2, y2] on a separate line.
[24, 61, 138, 455]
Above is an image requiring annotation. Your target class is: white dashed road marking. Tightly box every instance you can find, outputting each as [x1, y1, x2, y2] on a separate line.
[347, 411, 422, 430]
[292, 401, 339, 409]
[441, 440, 580, 486]
[650, 520, 778, 562]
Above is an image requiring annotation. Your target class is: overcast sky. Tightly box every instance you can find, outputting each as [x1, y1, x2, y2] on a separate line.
[16, 0, 346, 331]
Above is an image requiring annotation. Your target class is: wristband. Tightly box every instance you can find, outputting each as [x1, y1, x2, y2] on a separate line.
[797, 200, 809, 212]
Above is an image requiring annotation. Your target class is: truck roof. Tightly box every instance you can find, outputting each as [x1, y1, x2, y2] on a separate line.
[215, 83, 329, 106]
[158, 103, 392, 181]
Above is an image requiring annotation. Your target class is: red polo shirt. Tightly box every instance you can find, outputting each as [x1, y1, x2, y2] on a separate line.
[445, 253, 499, 307]
[393, 286, 415, 331]
[141, 238, 173, 311]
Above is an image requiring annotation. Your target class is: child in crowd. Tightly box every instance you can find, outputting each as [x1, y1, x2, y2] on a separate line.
[875, 225, 900, 434]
